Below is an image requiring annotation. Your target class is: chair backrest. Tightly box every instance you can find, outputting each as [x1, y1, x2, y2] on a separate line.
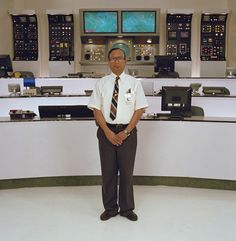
[191, 106, 204, 116]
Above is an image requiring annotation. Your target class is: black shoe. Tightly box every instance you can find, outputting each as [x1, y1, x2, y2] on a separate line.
[100, 210, 118, 221]
[120, 211, 138, 221]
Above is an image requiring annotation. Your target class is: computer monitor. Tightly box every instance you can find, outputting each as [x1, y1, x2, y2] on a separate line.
[82, 11, 118, 34]
[154, 55, 179, 78]
[8, 83, 21, 96]
[0, 55, 13, 77]
[154, 55, 175, 73]
[161, 86, 192, 119]
[121, 10, 157, 33]
[38, 105, 94, 119]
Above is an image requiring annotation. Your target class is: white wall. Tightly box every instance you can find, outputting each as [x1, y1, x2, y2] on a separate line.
[227, 0, 236, 67]
[0, 0, 13, 55]
[1, 0, 234, 77]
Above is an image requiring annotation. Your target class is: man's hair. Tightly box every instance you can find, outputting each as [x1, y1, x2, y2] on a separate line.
[108, 48, 126, 60]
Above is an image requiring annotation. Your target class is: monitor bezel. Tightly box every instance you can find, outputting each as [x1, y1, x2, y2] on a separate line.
[161, 86, 192, 116]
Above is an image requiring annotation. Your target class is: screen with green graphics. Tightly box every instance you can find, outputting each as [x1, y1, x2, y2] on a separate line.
[83, 11, 118, 33]
[122, 11, 156, 33]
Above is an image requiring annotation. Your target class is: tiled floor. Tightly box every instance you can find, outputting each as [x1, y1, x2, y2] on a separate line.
[0, 185, 236, 241]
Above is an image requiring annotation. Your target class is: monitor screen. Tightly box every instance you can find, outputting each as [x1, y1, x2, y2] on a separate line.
[154, 55, 175, 73]
[38, 105, 94, 118]
[0, 55, 13, 77]
[121, 11, 156, 33]
[83, 11, 118, 33]
[23, 78, 35, 87]
[161, 86, 192, 118]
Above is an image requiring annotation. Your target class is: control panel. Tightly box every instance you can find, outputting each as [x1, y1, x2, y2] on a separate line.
[81, 38, 158, 64]
[82, 44, 106, 62]
[48, 14, 74, 61]
[166, 14, 192, 61]
[200, 13, 227, 61]
[134, 44, 157, 62]
[11, 14, 38, 61]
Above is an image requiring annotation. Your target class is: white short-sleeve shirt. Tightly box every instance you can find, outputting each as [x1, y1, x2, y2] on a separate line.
[88, 72, 148, 124]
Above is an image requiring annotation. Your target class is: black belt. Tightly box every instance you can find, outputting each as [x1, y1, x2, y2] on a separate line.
[106, 123, 128, 129]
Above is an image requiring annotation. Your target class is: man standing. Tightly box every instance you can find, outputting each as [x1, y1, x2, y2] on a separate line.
[88, 48, 148, 221]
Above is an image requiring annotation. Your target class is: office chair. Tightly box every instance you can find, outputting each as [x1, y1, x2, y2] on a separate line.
[191, 106, 204, 116]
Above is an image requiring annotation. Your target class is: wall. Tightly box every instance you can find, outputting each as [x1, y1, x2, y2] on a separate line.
[227, 0, 236, 67]
[1, 0, 233, 77]
[0, 0, 13, 54]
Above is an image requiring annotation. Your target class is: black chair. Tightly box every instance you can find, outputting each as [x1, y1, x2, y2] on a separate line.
[191, 106, 204, 116]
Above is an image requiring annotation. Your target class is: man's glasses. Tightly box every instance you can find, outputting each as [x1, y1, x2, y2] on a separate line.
[109, 57, 125, 62]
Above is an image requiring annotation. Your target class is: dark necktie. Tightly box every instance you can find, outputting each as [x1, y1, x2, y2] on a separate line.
[110, 76, 120, 120]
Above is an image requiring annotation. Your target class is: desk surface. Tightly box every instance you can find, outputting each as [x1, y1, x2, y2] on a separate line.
[1, 116, 236, 123]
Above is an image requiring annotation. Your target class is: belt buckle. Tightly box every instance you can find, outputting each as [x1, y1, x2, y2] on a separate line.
[116, 124, 123, 128]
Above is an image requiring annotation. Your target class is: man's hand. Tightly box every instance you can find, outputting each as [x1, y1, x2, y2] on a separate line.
[116, 131, 128, 142]
[105, 129, 123, 146]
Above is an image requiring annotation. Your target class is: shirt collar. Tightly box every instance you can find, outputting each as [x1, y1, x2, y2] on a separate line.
[111, 71, 125, 82]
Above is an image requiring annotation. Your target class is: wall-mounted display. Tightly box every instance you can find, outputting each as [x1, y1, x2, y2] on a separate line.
[83, 11, 118, 34]
[80, 8, 160, 37]
[121, 11, 157, 33]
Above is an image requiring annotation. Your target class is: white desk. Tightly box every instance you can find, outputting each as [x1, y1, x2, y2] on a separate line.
[0, 118, 235, 181]
[1, 77, 236, 117]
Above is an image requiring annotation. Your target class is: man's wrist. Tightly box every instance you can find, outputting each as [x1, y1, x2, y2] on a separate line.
[124, 129, 131, 137]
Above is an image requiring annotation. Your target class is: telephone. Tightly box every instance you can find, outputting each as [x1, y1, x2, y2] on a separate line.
[14, 71, 34, 78]
[202, 87, 230, 96]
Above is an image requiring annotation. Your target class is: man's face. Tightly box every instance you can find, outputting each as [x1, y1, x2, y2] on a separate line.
[108, 49, 126, 76]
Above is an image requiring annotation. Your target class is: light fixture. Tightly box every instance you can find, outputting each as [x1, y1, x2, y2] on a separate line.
[147, 38, 152, 44]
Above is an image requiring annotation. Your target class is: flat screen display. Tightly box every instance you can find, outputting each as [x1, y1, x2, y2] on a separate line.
[83, 11, 118, 33]
[121, 11, 156, 33]
[161, 86, 192, 118]
[0, 55, 13, 72]
[0, 55, 13, 77]
[38, 105, 94, 118]
[154, 55, 175, 73]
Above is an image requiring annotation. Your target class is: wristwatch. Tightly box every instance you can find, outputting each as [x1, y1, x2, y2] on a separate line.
[124, 129, 131, 137]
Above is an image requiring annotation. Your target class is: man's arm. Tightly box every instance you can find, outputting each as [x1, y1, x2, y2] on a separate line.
[117, 108, 145, 140]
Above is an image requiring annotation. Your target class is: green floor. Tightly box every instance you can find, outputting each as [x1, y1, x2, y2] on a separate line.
[0, 176, 236, 190]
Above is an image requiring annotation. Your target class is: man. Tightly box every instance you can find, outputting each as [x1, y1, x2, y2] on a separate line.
[88, 48, 148, 221]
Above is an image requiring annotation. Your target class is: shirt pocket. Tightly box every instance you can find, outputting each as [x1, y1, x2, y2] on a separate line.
[124, 90, 135, 105]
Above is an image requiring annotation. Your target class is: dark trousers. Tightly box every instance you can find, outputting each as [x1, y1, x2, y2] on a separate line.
[97, 126, 137, 214]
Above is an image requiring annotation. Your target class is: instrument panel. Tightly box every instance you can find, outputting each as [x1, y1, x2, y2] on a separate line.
[166, 14, 192, 61]
[200, 13, 227, 61]
[11, 14, 38, 61]
[48, 14, 74, 61]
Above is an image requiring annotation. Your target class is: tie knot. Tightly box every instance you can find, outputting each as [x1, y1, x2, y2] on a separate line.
[115, 76, 120, 84]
